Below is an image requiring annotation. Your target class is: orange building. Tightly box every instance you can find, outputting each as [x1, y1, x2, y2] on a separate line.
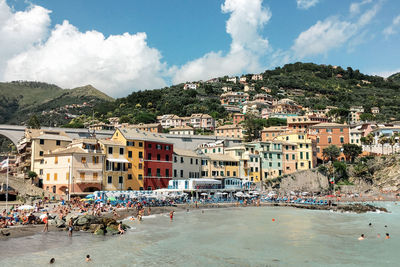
[286, 116, 320, 133]
[233, 113, 245, 125]
[261, 126, 288, 141]
[308, 123, 350, 161]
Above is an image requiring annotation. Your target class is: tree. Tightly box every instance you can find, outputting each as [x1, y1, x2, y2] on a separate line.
[342, 144, 362, 163]
[388, 135, 397, 154]
[361, 133, 374, 153]
[333, 161, 348, 183]
[378, 135, 388, 155]
[28, 115, 41, 129]
[28, 171, 37, 180]
[243, 115, 267, 141]
[322, 145, 341, 162]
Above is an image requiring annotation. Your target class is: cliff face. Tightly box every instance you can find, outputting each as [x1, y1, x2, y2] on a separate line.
[265, 169, 329, 194]
[349, 155, 400, 192]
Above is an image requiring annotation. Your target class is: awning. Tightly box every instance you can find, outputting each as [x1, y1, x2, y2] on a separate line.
[106, 158, 129, 163]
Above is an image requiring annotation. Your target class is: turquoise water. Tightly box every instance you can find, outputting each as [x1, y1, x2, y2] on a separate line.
[0, 203, 399, 266]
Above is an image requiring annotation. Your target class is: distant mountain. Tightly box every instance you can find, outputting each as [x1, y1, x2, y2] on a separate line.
[0, 81, 113, 126]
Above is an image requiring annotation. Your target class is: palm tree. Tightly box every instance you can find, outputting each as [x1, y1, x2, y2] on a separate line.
[378, 135, 388, 155]
[388, 135, 396, 154]
[361, 133, 374, 153]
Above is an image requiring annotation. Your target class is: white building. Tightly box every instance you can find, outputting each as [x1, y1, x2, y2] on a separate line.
[173, 148, 202, 179]
[169, 126, 195, 135]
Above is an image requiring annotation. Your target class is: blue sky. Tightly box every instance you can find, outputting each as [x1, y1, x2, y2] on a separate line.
[1, 0, 400, 97]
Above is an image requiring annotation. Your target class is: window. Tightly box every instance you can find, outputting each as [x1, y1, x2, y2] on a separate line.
[180, 170, 184, 178]
[39, 151, 44, 156]
[55, 156, 58, 164]
[190, 158, 193, 164]
[40, 159, 44, 164]
[147, 153, 152, 160]
[156, 144, 161, 150]
[277, 163, 280, 167]
[148, 143, 152, 148]
[108, 147, 113, 154]
[340, 137, 344, 143]
[174, 156, 177, 163]
[93, 156, 99, 164]
[81, 157, 86, 163]
[54, 173, 58, 181]
[174, 169, 177, 177]
[286, 154, 289, 160]
[40, 169, 43, 175]
[328, 137, 332, 144]
[220, 171, 224, 176]
[255, 167, 258, 172]
[120, 148, 124, 155]
[181, 157, 184, 163]
[300, 152, 303, 160]
[128, 151, 132, 158]
[166, 169, 170, 177]
[233, 171, 237, 176]
[119, 176, 123, 184]
[157, 154, 161, 160]
[277, 154, 281, 159]
[292, 154, 295, 160]
[156, 168, 161, 177]
[147, 168, 152, 176]
[56, 140, 61, 146]
[66, 172, 69, 180]
[166, 155, 169, 161]
[227, 171, 230, 176]
[128, 174, 132, 180]
[108, 176, 112, 184]
[138, 174, 143, 180]
[139, 151, 143, 158]
[301, 162, 305, 167]
[139, 142, 143, 147]
[139, 163, 143, 169]
[306, 152, 309, 160]
[317, 147, 320, 153]
[340, 128, 343, 132]
[46, 173, 50, 181]
[166, 145, 170, 150]
[300, 144, 303, 148]
[196, 159, 198, 165]
[139, 187, 144, 190]
[80, 172, 85, 179]
[40, 139, 44, 145]
[93, 173, 98, 180]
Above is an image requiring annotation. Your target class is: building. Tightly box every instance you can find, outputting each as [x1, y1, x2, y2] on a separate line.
[308, 123, 350, 161]
[99, 139, 130, 191]
[215, 124, 244, 139]
[226, 77, 237, 83]
[239, 76, 247, 83]
[253, 94, 274, 104]
[42, 139, 105, 195]
[371, 107, 380, 114]
[349, 128, 362, 145]
[220, 92, 249, 106]
[203, 153, 239, 179]
[350, 106, 364, 124]
[281, 142, 298, 174]
[173, 148, 202, 179]
[198, 140, 226, 155]
[272, 99, 302, 114]
[129, 123, 163, 133]
[157, 114, 215, 130]
[233, 113, 245, 125]
[255, 141, 283, 180]
[111, 128, 173, 190]
[183, 83, 198, 90]
[261, 87, 271, 93]
[274, 134, 316, 170]
[286, 116, 321, 133]
[88, 123, 115, 131]
[156, 114, 182, 129]
[244, 85, 255, 92]
[222, 86, 232, 92]
[27, 129, 72, 180]
[261, 126, 288, 141]
[251, 74, 263, 81]
[169, 126, 194, 135]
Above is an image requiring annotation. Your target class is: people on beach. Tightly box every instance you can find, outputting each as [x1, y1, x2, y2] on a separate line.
[68, 218, 74, 237]
[43, 213, 49, 232]
[118, 222, 125, 235]
[386, 233, 390, 239]
[86, 255, 92, 262]
[169, 211, 174, 221]
[358, 234, 365, 240]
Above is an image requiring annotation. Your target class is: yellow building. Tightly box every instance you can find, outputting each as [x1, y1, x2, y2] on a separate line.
[99, 139, 130, 190]
[30, 129, 72, 180]
[111, 129, 145, 190]
[225, 145, 261, 183]
[202, 154, 239, 179]
[274, 133, 316, 170]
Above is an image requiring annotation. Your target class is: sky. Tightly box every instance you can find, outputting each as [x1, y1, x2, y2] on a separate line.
[0, 0, 399, 97]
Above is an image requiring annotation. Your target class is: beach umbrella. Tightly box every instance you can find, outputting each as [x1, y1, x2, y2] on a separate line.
[222, 192, 228, 195]
[108, 197, 116, 201]
[17, 205, 34, 210]
[200, 193, 208, 196]
[85, 194, 95, 199]
[235, 192, 244, 197]
[40, 214, 47, 220]
[215, 192, 223, 195]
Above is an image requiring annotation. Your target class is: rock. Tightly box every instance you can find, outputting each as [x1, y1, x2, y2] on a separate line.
[65, 214, 78, 223]
[55, 217, 66, 228]
[89, 224, 103, 233]
[106, 225, 119, 235]
[75, 216, 89, 226]
[94, 228, 105, 235]
[102, 217, 117, 226]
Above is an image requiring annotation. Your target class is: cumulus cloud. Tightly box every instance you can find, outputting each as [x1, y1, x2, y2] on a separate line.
[4, 21, 167, 97]
[349, 0, 372, 15]
[296, 0, 319, 10]
[0, 0, 50, 76]
[383, 15, 400, 37]
[172, 0, 271, 84]
[291, 1, 380, 59]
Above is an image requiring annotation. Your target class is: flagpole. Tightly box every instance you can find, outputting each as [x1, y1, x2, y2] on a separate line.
[6, 157, 9, 211]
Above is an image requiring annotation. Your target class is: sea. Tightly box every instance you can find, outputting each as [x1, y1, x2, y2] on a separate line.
[0, 202, 399, 267]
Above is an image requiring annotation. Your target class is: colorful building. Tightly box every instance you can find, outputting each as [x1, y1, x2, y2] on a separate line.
[215, 124, 244, 139]
[173, 148, 202, 179]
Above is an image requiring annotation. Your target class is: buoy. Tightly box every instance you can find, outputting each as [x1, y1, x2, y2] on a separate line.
[272, 218, 275, 222]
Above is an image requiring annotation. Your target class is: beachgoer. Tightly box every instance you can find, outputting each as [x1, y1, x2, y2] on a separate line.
[358, 234, 365, 240]
[68, 219, 74, 237]
[50, 258, 55, 264]
[118, 222, 125, 235]
[169, 211, 174, 221]
[147, 207, 151, 216]
[386, 233, 390, 239]
[86, 255, 92, 262]
[43, 213, 49, 232]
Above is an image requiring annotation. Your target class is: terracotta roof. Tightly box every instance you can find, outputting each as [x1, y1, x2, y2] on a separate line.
[309, 123, 349, 128]
[261, 126, 288, 132]
[170, 126, 194, 131]
[98, 139, 125, 146]
[207, 154, 238, 162]
[173, 148, 201, 157]
[217, 124, 242, 130]
[44, 146, 87, 155]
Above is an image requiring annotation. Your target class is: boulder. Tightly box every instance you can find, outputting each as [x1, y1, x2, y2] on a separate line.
[94, 228, 105, 235]
[89, 224, 103, 233]
[65, 214, 78, 223]
[75, 216, 89, 226]
[106, 225, 119, 235]
[55, 217, 66, 228]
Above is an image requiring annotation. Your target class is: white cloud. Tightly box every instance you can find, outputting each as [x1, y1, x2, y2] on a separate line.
[372, 69, 400, 78]
[172, 0, 271, 84]
[291, 1, 380, 59]
[0, 0, 50, 76]
[296, 0, 320, 10]
[383, 15, 400, 37]
[349, 0, 372, 15]
[4, 21, 167, 97]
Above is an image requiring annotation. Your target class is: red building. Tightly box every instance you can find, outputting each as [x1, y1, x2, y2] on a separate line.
[144, 140, 173, 190]
[233, 113, 245, 125]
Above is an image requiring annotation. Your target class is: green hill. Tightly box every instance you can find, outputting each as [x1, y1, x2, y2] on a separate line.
[388, 72, 400, 84]
[94, 62, 400, 123]
[0, 81, 113, 126]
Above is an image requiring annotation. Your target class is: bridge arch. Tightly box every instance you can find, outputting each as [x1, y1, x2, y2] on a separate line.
[0, 131, 20, 148]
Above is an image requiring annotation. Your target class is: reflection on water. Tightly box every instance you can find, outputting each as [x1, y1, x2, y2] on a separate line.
[0, 203, 399, 266]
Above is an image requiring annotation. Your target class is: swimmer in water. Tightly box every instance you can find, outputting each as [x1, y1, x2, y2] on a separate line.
[86, 255, 92, 262]
[377, 233, 381, 238]
[358, 234, 365, 240]
[50, 258, 55, 264]
[386, 233, 390, 239]
[169, 211, 174, 221]
[368, 223, 372, 226]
